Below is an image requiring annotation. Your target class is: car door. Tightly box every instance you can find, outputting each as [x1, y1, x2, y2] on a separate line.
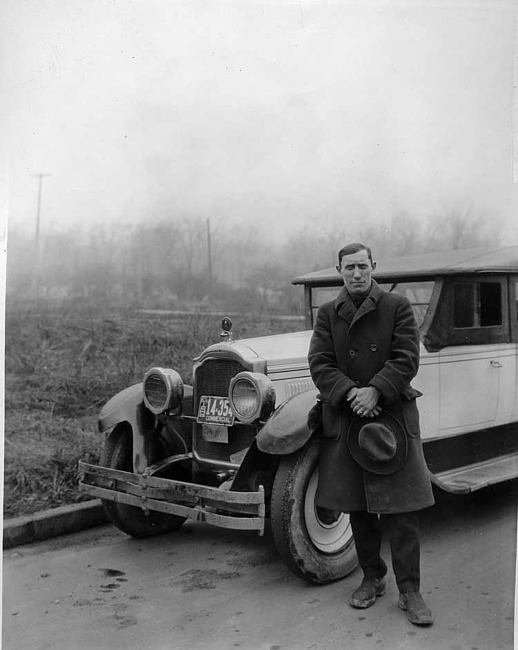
[438, 276, 510, 433]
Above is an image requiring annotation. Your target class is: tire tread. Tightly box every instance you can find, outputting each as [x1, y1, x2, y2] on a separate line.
[271, 438, 357, 584]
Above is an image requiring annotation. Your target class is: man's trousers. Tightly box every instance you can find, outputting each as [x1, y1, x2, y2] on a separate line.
[349, 510, 421, 594]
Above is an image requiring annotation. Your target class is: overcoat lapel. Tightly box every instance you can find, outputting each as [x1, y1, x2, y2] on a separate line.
[335, 288, 356, 325]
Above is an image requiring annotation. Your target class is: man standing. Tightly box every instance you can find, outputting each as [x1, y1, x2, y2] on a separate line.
[308, 242, 435, 626]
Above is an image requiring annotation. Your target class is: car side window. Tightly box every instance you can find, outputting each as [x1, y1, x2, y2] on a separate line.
[424, 276, 508, 350]
[453, 282, 502, 329]
[480, 283, 502, 326]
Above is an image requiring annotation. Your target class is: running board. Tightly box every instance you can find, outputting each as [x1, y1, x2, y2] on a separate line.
[431, 453, 518, 494]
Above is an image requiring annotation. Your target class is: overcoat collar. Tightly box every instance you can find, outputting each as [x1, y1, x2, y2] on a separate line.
[334, 279, 384, 326]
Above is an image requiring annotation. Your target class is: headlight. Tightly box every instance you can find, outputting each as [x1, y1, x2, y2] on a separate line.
[143, 367, 184, 415]
[228, 372, 276, 424]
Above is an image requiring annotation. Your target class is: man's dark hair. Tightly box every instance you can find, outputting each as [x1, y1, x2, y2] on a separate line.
[337, 243, 374, 267]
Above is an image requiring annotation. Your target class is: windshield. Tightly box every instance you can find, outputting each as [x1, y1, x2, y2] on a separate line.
[311, 281, 435, 328]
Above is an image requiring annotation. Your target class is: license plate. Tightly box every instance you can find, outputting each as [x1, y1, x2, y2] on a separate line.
[202, 423, 229, 444]
[197, 395, 235, 426]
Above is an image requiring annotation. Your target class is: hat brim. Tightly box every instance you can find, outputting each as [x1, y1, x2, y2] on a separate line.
[347, 412, 407, 475]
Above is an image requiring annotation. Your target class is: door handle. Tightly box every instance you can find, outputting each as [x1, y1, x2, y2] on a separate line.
[490, 360, 502, 368]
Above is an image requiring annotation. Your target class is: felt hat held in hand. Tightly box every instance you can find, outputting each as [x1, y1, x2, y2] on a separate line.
[347, 412, 408, 475]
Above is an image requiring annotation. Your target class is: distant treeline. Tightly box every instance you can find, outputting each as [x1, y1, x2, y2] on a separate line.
[7, 209, 500, 314]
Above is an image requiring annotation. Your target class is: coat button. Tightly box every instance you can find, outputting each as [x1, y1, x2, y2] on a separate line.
[349, 349, 357, 357]
[370, 344, 378, 352]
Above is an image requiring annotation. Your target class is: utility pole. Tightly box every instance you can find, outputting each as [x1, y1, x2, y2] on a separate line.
[34, 173, 51, 246]
[32, 173, 51, 297]
[207, 217, 213, 299]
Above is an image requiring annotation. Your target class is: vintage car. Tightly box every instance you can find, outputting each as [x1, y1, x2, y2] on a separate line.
[79, 245, 518, 584]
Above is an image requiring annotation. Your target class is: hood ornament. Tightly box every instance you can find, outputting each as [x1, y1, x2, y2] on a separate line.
[220, 317, 233, 341]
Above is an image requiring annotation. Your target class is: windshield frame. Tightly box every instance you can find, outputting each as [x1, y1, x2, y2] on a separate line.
[307, 279, 437, 331]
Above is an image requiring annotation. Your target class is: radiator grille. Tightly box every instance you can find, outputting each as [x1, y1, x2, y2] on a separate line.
[195, 359, 246, 406]
[194, 358, 255, 464]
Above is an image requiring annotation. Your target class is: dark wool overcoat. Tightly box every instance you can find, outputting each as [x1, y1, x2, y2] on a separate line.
[308, 281, 434, 514]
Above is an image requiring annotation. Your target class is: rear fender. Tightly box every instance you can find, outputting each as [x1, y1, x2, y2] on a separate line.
[255, 388, 320, 456]
[98, 383, 193, 473]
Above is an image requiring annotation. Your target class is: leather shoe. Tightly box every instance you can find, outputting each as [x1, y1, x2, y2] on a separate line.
[349, 577, 386, 609]
[398, 592, 434, 626]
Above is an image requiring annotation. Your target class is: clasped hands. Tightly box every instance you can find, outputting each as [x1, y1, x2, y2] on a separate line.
[347, 386, 381, 418]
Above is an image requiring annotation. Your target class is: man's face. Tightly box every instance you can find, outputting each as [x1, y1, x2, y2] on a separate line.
[337, 249, 375, 296]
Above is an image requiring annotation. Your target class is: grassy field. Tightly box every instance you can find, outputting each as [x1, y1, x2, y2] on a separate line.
[4, 297, 304, 518]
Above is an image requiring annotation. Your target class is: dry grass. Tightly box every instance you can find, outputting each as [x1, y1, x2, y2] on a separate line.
[4, 297, 304, 518]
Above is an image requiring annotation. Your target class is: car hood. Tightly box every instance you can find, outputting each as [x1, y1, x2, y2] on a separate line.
[198, 330, 313, 373]
[198, 329, 431, 373]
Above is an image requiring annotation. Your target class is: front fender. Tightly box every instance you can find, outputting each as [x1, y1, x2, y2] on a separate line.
[256, 388, 319, 455]
[99, 383, 143, 433]
[98, 383, 193, 473]
[99, 383, 194, 432]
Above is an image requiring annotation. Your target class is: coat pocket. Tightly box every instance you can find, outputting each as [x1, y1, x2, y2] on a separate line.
[401, 385, 423, 401]
[307, 398, 323, 434]
[400, 399, 421, 438]
[322, 403, 344, 440]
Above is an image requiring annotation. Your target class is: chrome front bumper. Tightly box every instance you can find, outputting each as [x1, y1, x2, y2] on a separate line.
[78, 461, 265, 534]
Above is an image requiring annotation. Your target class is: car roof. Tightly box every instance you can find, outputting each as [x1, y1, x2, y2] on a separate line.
[292, 245, 518, 286]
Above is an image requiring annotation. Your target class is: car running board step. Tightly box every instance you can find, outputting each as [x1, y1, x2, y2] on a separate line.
[431, 453, 518, 494]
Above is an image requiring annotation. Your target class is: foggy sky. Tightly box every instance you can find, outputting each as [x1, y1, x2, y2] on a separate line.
[2, 0, 517, 242]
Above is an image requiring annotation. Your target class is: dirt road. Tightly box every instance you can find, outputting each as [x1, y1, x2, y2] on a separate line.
[3, 484, 516, 650]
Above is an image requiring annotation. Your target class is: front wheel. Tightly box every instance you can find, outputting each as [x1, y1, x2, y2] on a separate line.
[100, 427, 187, 538]
[270, 437, 357, 584]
